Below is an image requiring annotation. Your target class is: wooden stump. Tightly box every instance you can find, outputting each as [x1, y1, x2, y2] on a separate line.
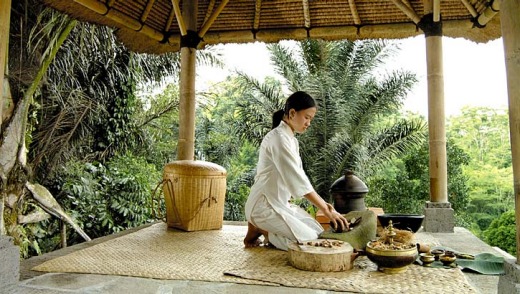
[288, 239, 355, 272]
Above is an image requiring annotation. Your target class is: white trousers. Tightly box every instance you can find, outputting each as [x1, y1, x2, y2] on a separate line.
[249, 195, 323, 251]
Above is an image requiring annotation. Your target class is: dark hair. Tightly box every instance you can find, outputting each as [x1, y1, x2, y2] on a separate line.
[272, 91, 316, 129]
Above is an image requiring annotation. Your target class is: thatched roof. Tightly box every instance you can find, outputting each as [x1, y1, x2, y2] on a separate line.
[41, 0, 501, 54]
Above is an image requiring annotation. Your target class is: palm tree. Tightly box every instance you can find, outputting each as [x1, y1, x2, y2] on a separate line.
[233, 39, 427, 200]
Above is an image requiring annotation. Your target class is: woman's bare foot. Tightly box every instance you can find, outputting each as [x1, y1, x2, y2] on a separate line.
[244, 222, 268, 248]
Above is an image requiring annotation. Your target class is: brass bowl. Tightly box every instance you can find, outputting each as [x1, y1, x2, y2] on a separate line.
[419, 253, 435, 267]
[439, 253, 457, 266]
[431, 249, 445, 261]
[366, 241, 418, 274]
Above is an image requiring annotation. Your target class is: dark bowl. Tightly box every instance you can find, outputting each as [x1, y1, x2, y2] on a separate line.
[377, 214, 425, 233]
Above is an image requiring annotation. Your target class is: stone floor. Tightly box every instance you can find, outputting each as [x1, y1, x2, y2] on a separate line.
[2, 222, 514, 294]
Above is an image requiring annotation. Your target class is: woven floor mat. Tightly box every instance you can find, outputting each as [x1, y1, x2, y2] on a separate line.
[33, 222, 476, 293]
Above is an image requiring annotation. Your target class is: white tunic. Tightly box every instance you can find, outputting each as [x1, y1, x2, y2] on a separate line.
[245, 121, 324, 250]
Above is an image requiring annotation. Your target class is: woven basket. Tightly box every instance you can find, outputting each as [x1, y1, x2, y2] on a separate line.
[163, 160, 227, 231]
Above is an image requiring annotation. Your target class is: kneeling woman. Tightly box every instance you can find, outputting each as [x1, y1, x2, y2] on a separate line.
[244, 91, 349, 251]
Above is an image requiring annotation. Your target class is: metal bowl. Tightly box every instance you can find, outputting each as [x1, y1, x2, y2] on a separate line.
[439, 252, 457, 266]
[419, 253, 435, 266]
[366, 241, 418, 274]
[377, 214, 425, 233]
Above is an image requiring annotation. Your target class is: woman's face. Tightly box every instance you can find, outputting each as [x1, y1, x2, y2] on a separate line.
[288, 107, 317, 134]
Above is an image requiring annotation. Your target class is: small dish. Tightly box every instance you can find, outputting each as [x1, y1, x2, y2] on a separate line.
[419, 253, 435, 267]
[439, 252, 457, 266]
[431, 249, 445, 261]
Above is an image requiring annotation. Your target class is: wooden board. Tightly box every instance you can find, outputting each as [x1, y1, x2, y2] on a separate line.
[288, 239, 355, 272]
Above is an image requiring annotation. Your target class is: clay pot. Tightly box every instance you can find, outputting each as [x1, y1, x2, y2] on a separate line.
[330, 170, 369, 214]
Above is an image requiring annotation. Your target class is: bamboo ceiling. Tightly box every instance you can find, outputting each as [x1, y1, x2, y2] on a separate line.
[41, 0, 502, 54]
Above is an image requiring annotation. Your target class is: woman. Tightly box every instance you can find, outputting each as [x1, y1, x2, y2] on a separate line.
[243, 91, 349, 250]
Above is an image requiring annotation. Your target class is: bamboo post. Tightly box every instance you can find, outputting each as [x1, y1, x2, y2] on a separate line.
[0, 0, 12, 236]
[500, 0, 520, 263]
[177, 1, 198, 160]
[426, 35, 448, 203]
[0, 0, 11, 131]
[60, 220, 67, 248]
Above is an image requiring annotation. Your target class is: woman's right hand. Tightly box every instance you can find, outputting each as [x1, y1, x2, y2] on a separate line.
[303, 191, 349, 232]
[323, 203, 349, 232]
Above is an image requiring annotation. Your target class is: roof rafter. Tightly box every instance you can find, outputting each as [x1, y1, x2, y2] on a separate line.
[389, 0, 421, 23]
[460, 0, 478, 17]
[433, 0, 440, 21]
[141, 0, 156, 23]
[302, 0, 310, 28]
[171, 0, 187, 35]
[348, 0, 361, 25]
[253, 0, 262, 31]
[199, 0, 229, 37]
[74, 0, 163, 40]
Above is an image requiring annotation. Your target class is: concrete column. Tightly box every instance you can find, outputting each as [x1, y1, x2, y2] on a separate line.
[418, 13, 454, 232]
[498, 0, 520, 292]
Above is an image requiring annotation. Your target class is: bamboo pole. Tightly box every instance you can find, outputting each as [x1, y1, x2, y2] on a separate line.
[302, 0, 311, 28]
[199, 0, 230, 38]
[426, 35, 448, 203]
[254, 0, 262, 30]
[460, 0, 478, 17]
[476, 0, 500, 27]
[177, 0, 198, 160]
[0, 0, 12, 235]
[390, 0, 420, 23]
[0, 0, 11, 131]
[171, 0, 187, 36]
[348, 0, 361, 25]
[500, 0, 520, 263]
[433, 0, 440, 22]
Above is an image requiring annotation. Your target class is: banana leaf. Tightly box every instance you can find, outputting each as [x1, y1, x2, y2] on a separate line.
[416, 246, 505, 275]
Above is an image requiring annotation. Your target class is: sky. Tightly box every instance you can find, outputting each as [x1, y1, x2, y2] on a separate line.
[197, 36, 509, 117]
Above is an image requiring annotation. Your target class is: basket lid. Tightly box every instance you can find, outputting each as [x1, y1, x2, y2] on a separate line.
[164, 160, 227, 176]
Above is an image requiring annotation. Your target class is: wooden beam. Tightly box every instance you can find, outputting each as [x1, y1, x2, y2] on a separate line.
[199, 0, 230, 38]
[171, 0, 187, 36]
[254, 0, 262, 30]
[348, 0, 361, 25]
[0, 0, 11, 235]
[141, 0, 157, 23]
[433, 0, 440, 22]
[74, 0, 164, 40]
[426, 35, 448, 204]
[177, 0, 198, 160]
[476, 0, 500, 27]
[302, 0, 311, 28]
[499, 0, 520, 262]
[389, 0, 421, 24]
[460, 0, 478, 17]
[202, 0, 216, 27]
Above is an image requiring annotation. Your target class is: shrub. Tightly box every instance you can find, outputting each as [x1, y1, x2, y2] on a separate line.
[483, 210, 516, 256]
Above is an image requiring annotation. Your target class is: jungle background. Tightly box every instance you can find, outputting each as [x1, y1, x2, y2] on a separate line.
[2, 0, 515, 259]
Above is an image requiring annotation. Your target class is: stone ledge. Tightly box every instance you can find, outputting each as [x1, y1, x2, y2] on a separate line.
[498, 258, 520, 294]
[0, 236, 20, 289]
[425, 201, 452, 208]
